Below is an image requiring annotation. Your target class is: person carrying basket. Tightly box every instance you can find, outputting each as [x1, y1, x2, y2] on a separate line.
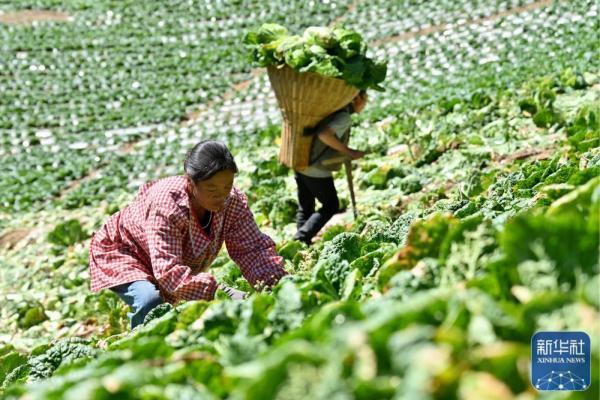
[293, 90, 368, 245]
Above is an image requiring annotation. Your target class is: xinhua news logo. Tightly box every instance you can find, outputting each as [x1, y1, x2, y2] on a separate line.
[531, 331, 591, 391]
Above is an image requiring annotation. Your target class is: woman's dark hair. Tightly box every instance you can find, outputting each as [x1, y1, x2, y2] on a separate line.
[184, 140, 238, 182]
[349, 90, 367, 114]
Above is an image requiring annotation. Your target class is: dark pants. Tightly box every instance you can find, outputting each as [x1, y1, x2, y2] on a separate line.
[293, 172, 340, 245]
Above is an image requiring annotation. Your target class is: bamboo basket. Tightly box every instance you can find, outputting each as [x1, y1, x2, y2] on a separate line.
[267, 65, 358, 170]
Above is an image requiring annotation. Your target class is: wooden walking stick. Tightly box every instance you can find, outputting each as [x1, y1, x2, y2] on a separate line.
[321, 155, 358, 219]
[344, 160, 358, 220]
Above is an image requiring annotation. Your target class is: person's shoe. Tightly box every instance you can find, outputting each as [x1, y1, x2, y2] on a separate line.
[293, 234, 312, 246]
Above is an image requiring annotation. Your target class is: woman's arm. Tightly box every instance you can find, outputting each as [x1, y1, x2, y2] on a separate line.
[147, 206, 217, 301]
[224, 191, 288, 289]
[317, 127, 366, 160]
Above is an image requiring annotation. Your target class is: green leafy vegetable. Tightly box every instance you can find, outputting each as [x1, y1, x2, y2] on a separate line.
[244, 23, 387, 91]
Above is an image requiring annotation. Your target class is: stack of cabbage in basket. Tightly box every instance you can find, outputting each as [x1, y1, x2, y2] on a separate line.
[244, 23, 387, 91]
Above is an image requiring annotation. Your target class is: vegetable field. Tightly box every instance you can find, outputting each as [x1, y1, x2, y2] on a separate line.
[0, 0, 598, 399]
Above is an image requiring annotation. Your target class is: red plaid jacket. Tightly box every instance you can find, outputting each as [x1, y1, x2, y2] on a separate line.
[89, 176, 287, 303]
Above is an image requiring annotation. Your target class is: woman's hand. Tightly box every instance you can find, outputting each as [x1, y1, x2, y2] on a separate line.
[347, 149, 366, 160]
[219, 284, 247, 300]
